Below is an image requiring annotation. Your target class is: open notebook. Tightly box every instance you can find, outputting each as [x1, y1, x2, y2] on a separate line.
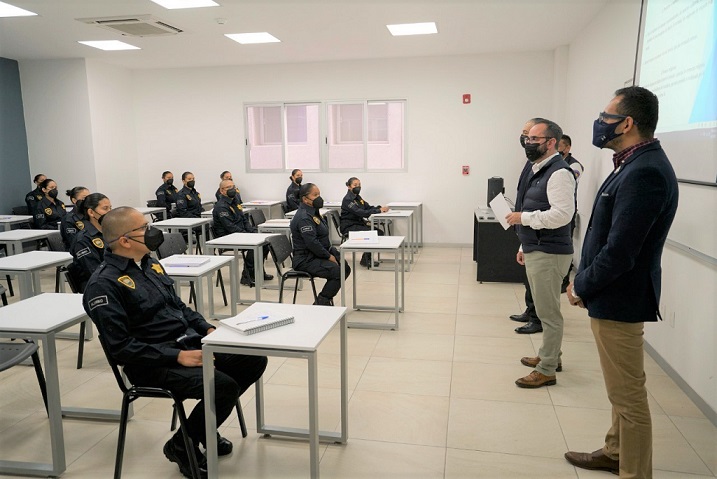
[162, 256, 210, 267]
[220, 314, 295, 335]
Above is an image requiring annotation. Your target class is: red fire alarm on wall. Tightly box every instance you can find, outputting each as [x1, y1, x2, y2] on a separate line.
[463, 94, 471, 104]
[462, 165, 470, 175]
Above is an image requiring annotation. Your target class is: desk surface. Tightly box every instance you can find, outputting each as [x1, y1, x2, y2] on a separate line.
[153, 217, 212, 227]
[260, 219, 291, 227]
[206, 232, 276, 247]
[242, 200, 282, 206]
[0, 293, 86, 333]
[160, 255, 233, 276]
[134, 206, 164, 215]
[0, 215, 33, 223]
[386, 202, 422, 207]
[203, 302, 345, 351]
[371, 210, 413, 218]
[0, 229, 59, 241]
[340, 236, 405, 250]
[284, 208, 329, 218]
[0, 250, 72, 270]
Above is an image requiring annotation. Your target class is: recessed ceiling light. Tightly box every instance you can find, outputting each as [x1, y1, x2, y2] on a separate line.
[0, 1, 37, 17]
[149, 0, 219, 9]
[386, 22, 438, 36]
[78, 40, 141, 51]
[225, 32, 281, 44]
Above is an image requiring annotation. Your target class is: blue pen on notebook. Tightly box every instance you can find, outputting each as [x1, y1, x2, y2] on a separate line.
[258, 314, 269, 320]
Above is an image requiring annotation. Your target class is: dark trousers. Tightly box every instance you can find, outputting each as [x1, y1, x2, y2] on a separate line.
[126, 354, 267, 445]
[295, 248, 351, 299]
[244, 245, 271, 276]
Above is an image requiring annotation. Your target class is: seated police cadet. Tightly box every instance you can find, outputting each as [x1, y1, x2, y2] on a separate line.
[69, 193, 111, 292]
[34, 178, 67, 230]
[155, 171, 179, 219]
[176, 172, 203, 218]
[339, 177, 388, 267]
[60, 186, 90, 250]
[82, 207, 267, 478]
[25, 173, 46, 221]
[291, 183, 351, 306]
[213, 179, 273, 287]
[215, 171, 242, 202]
[285, 169, 303, 212]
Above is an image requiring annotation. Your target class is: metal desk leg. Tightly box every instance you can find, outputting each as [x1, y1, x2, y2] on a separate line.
[207, 271, 215, 317]
[308, 352, 319, 479]
[340, 251, 346, 308]
[254, 245, 263, 302]
[31, 271, 43, 297]
[229, 258, 238, 316]
[195, 276, 206, 318]
[394, 246, 399, 329]
[203, 347, 218, 479]
[339, 314, 348, 442]
[45, 333, 66, 475]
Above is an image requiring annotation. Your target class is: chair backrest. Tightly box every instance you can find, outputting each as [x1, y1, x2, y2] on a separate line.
[279, 201, 288, 215]
[0, 341, 39, 372]
[202, 202, 213, 212]
[266, 234, 293, 272]
[155, 232, 186, 259]
[246, 209, 266, 228]
[146, 199, 159, 207]
[45, 231, 66, 252]
[11, 205, 29, 216]
[326, 210, 345, 239]
[97, 334, 131, 394]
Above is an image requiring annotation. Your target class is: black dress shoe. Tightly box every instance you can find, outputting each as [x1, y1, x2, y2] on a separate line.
[509, 311, 530, 322]
[515, 321, 543, 334]
[164, 435, 208, 479]
[263, 272, 274, 281]
[240, 270, 255, 288]
[217, 434, 233, 456]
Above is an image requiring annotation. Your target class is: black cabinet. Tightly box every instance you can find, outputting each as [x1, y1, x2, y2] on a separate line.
[473, 209, 525, 283]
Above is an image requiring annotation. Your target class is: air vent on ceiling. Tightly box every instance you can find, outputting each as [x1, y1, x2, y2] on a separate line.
[77, 14, 183, 37]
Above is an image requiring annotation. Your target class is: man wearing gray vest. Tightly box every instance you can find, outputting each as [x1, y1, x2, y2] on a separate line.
[506, 119, 575, 388]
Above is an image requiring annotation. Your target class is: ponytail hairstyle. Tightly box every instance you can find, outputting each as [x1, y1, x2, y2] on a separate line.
[66, 186, 89, 201]
[82, 192, 109, 219]
[299, 183, 316, 198]
[346, 177, 359, 187]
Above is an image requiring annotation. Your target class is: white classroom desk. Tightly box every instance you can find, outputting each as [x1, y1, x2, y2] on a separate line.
[0, 215, 33, 231]
[152, 217, 212, 254]
[134, 206, 165, 221]
[200, 208, 213, 218]
[202, 302, 348, 479]
[323, 201, 342, 210]
[284, 208, 330, 219]
[0, 251, 72, 298]
[339, 236, 405, 330]
[205, 233, 277, 303]
[0, 229, 60, 256]
[258, 219, 291, 238]
[0, 294, 104, 478]
[159, 255, 237, 318]
[370, 210, 414, 269]
[386, 202, 423, 249]
[241, 200, 283, 220]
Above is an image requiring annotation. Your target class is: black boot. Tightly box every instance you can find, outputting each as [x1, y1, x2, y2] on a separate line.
[313, 294, 333, 306]
[240, 269, 255, 287]
[163, 433, 207, 479]
[201, 432, 233, 456]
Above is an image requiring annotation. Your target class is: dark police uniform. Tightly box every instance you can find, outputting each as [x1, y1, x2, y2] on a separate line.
[60, 209, 85, 250]
[82, 252, 267, 448]
[176, 186, 203, 218]
[340, 191, 384, 265]
[290, 202, 350, 304]
[212, 195, 269, 278]
[155, 182, 179, 218]
[25, 187, 44, 219]
[69, 223, 105, 292]
[285, 182, 300, 212]
[215, 187, 243, 204]
[34, 197, 66, 230]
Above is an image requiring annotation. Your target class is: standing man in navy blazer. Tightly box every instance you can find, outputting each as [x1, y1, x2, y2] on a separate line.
[565, 86, 678, 478]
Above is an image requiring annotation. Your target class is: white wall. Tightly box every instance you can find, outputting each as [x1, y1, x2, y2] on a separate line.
[132, 52, 556, 244]
[85, 60, 140, 207]
[565, 0, 717, 417]
[19, 59, 97, 196]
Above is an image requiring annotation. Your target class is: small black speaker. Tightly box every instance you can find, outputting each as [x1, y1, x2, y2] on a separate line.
[487, 177, 504, 205]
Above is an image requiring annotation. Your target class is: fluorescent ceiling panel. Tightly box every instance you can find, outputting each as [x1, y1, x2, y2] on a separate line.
[78, 40, 141, 51]
[386, 22, 438, 36]
[0, 1, 37, 17]
[225, 32, 281, 44]
[149, 0, 219, 9]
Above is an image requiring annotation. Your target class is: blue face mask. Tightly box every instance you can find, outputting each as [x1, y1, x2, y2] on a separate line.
[592, 118, 625, 148]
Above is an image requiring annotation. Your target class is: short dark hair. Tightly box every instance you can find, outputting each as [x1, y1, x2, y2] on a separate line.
[345, 177, 359, 187]
[533, 119, 563, 144]
[82, 192, 108, 217]
[33, 174, 46, 183]
[299, 183, 316, 198]
[529, 117, 548, 124]
[560, 134, 572, 146]
[39, 178, 55, 190]
[220, 170, 231, 179]
[162, 171, 172, 178]
[614, 86, 659, 138]
[66, 186, 89, 200]
[182, 171, 192, 181]
[291, 169, 301, 176]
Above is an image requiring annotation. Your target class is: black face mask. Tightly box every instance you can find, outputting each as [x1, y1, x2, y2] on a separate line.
[226, 188, 237, 198]
[524, 142, 546, 162]
[127, 227, 165, 252]
[48, 189, 58, 199]
[519, 134, 528, 148]
[186, 180, 195, 189]
[95, 212, 106, 225]
[592, 119, 625, 148]
[351, 187, 361, 195]
[312, 196, 324, 210]
[295, 177, 303, 185]
[165, 178, 174, 186]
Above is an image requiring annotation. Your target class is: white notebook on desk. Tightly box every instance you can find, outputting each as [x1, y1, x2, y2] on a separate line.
[220, 314, 295, 335]
[163, 257, 210, 267]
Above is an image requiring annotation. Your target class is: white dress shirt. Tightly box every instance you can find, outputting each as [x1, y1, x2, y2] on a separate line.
[520, 153, 576, 230]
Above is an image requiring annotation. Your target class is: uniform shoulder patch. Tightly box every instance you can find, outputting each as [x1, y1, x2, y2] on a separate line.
[186, 194, 192, 200]
[348, 202, 357, 209]
[360, 199, 365, 205]
[75, 221, 85, 230]
[301, 225, 313, 233]
[35, 213, 44, 219]
[75, 247, 90, 259]
[117, 275, 136, 290]
[36, 195, 43, 200]
[61, 204, 66, 210]
[219, 211, 229, 217]
[151, 263, 164, 275]
[88, 295, 108, 311]
[313, 216, 321, 224]
[235, 205, 243, 211]
[44, 207, 52, 215]
[197, 193, 201, 198]
[92, 238, 104, 249]
[66, 227, 77, 235]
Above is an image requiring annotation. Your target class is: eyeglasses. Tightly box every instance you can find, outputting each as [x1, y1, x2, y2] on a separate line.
[108, 223, 150, 244]
[598, 112, 628, 123]
[524, 136, 553, 144]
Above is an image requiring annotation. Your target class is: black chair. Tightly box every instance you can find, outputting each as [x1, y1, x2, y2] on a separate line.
[279, 201, 288, 216]
[0, 248, 14, 297]
[246, 209, 266, 229]
[45, 232, 68, 293]
[266, 234, 317, 304]
[97, 335, 202, 479]
[10, 206, 32, 230]
[0, 340, 48, 415]
[146, 200, 163, 222]
[64, 265, 88, 369]
[0, 284, 6, 306]
[326, 210, 348, 243]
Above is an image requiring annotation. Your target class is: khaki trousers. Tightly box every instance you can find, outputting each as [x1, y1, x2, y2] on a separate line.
[523, 251, 572, 376]
[591, 318, 652, 479]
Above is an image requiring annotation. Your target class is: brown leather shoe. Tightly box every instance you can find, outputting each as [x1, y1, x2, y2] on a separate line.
[515, 370, 556, 388]
[520, 356, 563, 372]
[564, 449, 619, 475]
